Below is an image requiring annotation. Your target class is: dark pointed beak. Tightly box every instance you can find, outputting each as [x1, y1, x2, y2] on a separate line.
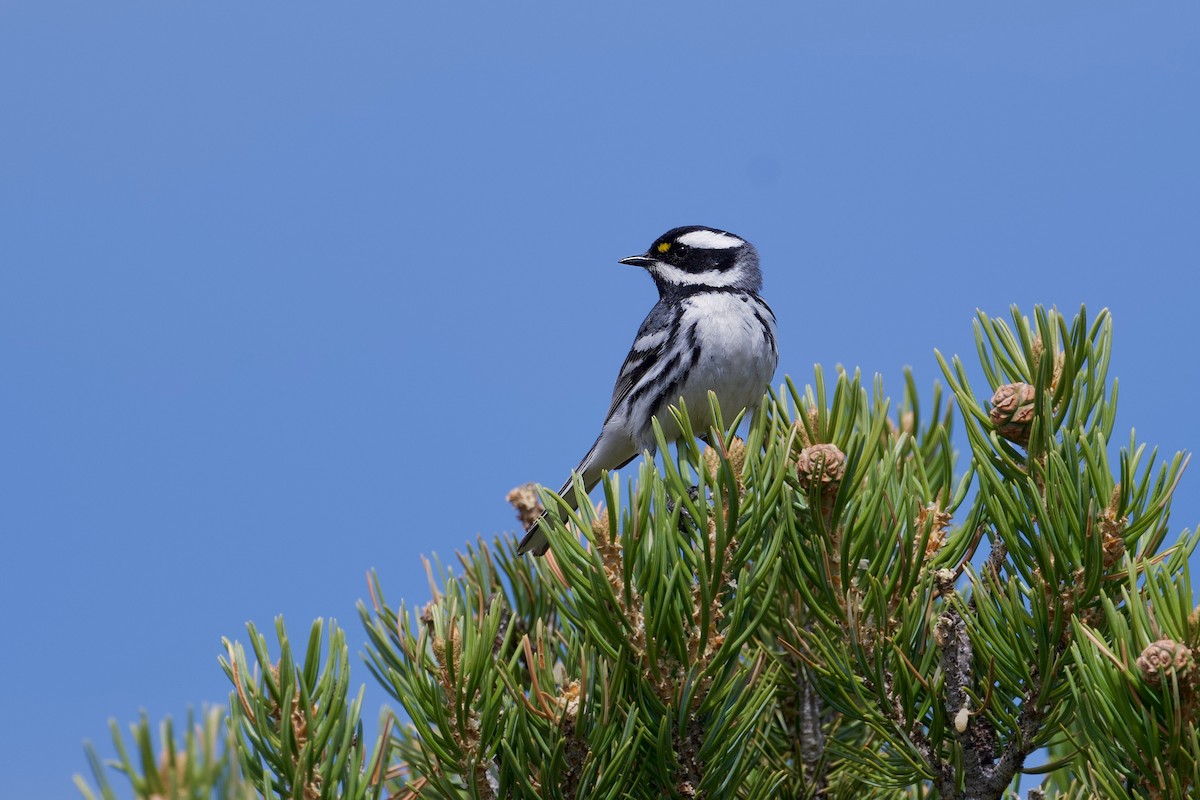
[619, 255, 655, 268]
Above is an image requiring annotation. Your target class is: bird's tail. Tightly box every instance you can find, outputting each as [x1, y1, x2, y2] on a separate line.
[515, 474, 588, 556]
[515, 519, 551, 557]
[515, 432, 639, 556]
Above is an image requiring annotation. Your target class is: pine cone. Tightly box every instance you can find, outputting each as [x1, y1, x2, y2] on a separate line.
[989, 382, 1036, 447]
[1137, 639, 1197, 688]
[796, 443, 846, 493]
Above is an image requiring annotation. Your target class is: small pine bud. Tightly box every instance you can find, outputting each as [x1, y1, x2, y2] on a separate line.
[916, 504, 953, 560]
[590, 507, 611, 543]
[1137, 639, 1197, 688]
[988, 382, 1037, 447]
[1031, 336, 1066, 391]
[558, 679, 582, 718]
[792, 406, 821, 449]
[1096, 486, 1127, 569]
[933, 613, 952, 646]
[796, 443, 846, 493]
[953, 704, 970, 733]
[506, 483, 544, 531]
[590, 506, 623, 579]
[702, 437, 748, 486]
[157, 747, 189, 790]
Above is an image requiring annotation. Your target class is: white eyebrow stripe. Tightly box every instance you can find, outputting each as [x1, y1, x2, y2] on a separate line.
[675, 229, 744, 249]
[651, 262, 745, 287]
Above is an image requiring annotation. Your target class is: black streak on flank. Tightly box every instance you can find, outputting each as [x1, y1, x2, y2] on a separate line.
[750, 299, 776, 354]
[644, 322, 702, 424]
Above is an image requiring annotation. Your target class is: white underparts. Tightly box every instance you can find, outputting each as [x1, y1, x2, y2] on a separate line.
[632, 328, 669, 351]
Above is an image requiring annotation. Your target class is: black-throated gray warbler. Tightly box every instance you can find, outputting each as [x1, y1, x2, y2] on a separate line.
[517, 226, 778, 556]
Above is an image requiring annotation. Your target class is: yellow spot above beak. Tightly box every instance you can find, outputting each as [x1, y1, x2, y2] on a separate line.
[656, 242, 671, 253]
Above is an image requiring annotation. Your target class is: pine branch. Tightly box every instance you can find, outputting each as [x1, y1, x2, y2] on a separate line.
[78, 304, 1199, 800]
[74, 707, 254, 800]
[219, 618, 388, 800]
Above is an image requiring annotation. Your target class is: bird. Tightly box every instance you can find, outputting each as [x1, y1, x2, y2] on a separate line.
[516, 225, 778, 556]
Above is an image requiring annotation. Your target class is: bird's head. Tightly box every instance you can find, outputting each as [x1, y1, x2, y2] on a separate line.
[619, 226, 761, 295]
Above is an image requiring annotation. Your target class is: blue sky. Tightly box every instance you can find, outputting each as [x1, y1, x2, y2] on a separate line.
[1, 3, 1198, 796]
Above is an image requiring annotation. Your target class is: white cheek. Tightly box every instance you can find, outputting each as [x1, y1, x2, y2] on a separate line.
[651, 262, 744, 287]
